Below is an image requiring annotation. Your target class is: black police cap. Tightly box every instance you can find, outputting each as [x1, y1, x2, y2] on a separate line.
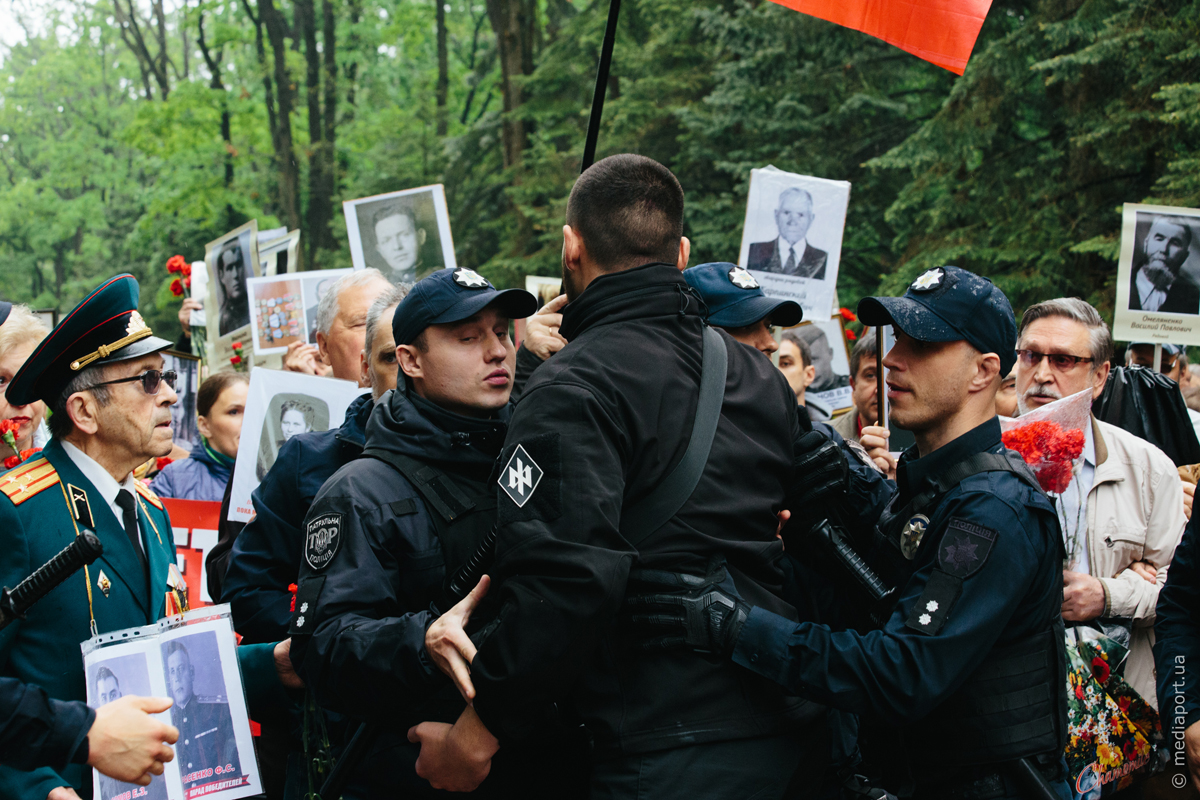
[857, 266, 1018, 376]
[7, 274, 173, 406]
[392, 268, 538, 346]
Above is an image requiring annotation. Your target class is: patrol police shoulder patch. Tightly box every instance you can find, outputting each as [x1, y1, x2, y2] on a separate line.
[937, 518, 996, 579]
[499, 444, 543, 508]
[304, 513, 343, 571]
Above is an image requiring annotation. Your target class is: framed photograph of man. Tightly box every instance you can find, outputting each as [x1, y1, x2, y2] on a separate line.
[227, 369, 363, 522]
[1113, 203, 1200, 346]
[86, 650, 173, 800]
[738, 166, 850, 323]
[259, 230, 300, 276]
[788, 318, 852, 413]
[205, 221, 261, 340]
[301, 269, 353, 345]
[343, 185, 456, 283]
[162, 350, 201, 451]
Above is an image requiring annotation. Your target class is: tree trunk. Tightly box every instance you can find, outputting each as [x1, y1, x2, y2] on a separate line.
[260, 0, 303, 253]
[436, 0, 449, 136]
[196, 12, 233, 188]
[297, 0, 330, 265]
[321, 0, 339, 248]
[485, 0, 537, 167]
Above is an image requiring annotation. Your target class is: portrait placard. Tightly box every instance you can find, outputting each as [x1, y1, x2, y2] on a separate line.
[246, 275, 305, 355]
[189, 261, 207, 329]
[343, 185, 456, 283]
[259, 230, 300, 276]
[787, 319, 853, 413]
[204, 221, 261, 341]
[1112, 203, 1200, 346]
[226, 370, 362, 523]
[83, 605, 261, 800]
[161, 350, 201, 451]
[738, 166, 850, 323]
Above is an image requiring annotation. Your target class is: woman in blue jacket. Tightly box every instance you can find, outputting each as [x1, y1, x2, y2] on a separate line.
[151, 372, 248, 501]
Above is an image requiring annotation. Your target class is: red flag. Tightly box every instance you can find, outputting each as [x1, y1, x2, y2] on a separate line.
[769, 0, 993, 74]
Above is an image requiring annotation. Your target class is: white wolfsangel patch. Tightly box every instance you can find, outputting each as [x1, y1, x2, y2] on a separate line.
[499, 445, 544, 508]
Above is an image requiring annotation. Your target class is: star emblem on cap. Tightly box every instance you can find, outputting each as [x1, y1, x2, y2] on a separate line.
[728, 267, 759, 290]
[910, 269, 943, 292]
[453, 268, 490, 289]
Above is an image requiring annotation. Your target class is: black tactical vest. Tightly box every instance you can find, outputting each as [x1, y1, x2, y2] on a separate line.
[871, 450, 1068, 768]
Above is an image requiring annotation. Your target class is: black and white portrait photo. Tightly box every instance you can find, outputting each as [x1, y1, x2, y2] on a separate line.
[161, 632, 242, 793]
[302, 269, 352, 345]
[1127, 212, 1199, 314]
[1113, 203, 1200, 346]
[227, 369, 363, 523]
[343, 185, 457, 283]
[205, 221, 261, 339]
[162, 350, 201, 450]
[256, 393, 330, 480]
[739, 166, 850, 323]
[791, 319, 853, 414]
[87, 654, 170, 800]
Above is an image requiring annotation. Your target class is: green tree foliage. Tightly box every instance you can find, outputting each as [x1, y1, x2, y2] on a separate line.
[0, 0, 1197, 340]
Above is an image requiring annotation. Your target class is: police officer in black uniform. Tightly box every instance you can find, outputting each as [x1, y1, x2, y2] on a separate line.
[631, 266, 1070, 800]
[411, 155, 832, 800]
[288, 268, 590, 797]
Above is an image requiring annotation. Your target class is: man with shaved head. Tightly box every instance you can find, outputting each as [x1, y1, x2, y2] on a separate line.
[747, 187, 828, 278]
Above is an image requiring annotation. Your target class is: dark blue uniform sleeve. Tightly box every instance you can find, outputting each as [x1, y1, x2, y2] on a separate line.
[289, 491, 443, 723]
[734, 482, 1058, 726]
[1155, 516, 1200, 728]
[223, 438, 308, 643]
[0, 677, 94, 772]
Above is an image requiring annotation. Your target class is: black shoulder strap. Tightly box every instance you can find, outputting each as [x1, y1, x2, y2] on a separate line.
[930, 450, 1046, 499]
[360, 449, 475, 523]
[621, 326, 728, 547]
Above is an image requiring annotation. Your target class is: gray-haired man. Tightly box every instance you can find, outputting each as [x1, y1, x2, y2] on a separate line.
[747, 187, 828, 278]
[284, 269, 393, 382]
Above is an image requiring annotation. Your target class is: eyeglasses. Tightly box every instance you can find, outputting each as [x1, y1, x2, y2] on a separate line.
[85, 370, 177, 395]
[1016, 350, 1095, 372]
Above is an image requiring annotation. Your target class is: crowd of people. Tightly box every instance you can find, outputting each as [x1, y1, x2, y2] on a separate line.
[1, 154, 1199, 800]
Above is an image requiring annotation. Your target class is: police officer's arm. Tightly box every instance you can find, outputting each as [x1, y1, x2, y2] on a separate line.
[1156, 517, 1200, 784]
[470, 381, 636, 743]
[222, 437, 308, 642]
[0, 678, 93, 772]
[289, 495, 442, 720]
[736, 491, 1050, 726]
[1104, 449, 1185, 624]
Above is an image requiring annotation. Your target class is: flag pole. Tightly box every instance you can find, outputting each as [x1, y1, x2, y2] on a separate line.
[581, 0, 622, 172]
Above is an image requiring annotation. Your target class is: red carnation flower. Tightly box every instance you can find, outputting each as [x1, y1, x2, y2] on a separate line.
[288, 583, 299, 612]
[1091, 655, 1110, 684]
[166, 254, 187, 273]
[1001, 420, 1085, 494]
[845, 329, 858, 341]
[232, 341, 243, 351]
[19, 448, 39, 462]
[170, 278, 185, 297]
[181, 263, 192, 277]
[839, 307, 857, 322]
[230, 355, 243, 366]
[3, 455, 19, 470]
[0, 420, 19, 436]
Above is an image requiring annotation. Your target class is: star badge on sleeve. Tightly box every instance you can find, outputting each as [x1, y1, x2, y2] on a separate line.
[728, 267, 760, 290]
[910, 268, 944, 292]
[453, 268, 490, 289]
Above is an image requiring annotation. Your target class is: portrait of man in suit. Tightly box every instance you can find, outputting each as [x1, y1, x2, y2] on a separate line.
[1128, 214, 1200, 314]
[747, 187, 828, 279]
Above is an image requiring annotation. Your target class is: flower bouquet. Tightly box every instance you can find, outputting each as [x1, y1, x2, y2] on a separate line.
[0, 419, 39, 470]
[999, 388, 1092, 495]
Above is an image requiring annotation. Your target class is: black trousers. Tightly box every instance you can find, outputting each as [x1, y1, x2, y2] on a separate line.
[590, 732, 827, 800]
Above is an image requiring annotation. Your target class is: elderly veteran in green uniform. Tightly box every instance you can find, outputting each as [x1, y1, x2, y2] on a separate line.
[0, 274, 299, 800]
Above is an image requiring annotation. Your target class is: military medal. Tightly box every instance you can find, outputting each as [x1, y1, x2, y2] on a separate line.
[97, 570, 111, 597]
[900, 514, 930, 560]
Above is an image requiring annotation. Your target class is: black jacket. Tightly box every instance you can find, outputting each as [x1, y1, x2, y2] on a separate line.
[0, 678, 92, 772]
[471, 263, 824, 756]
[289, 387, 505, 724]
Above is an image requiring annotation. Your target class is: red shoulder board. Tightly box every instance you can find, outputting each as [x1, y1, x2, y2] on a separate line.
[0, 458, 60, 506]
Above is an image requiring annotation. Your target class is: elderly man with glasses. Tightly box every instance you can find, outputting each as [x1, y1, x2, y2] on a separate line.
[0, 275, 300, 800]
[1014, 297, 1186, 710]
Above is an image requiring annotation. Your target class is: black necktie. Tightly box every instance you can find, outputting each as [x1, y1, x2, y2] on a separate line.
[784, 247, 797, 273]
[115, 489, 147, 571]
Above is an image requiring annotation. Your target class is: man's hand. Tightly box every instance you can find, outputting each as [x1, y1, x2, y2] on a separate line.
[523, 294, 569, 361]
[1061, 570, 1106, 621]
[858, 425, 896, 479]
[87, 696, 178, 785]
[274, 638, 304, 689]
[1184, 482, 1195, 521]
[1127, 561, 1158, 584]
[48, 788, 81, 800]
[177, 298, 202, 338]
[425, 576, 490, 703]
[283, 341, 332, 377]
[1185, 719, 1200, 791]
[408, 705, 499, 792]
[625, 565, 751, 655]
